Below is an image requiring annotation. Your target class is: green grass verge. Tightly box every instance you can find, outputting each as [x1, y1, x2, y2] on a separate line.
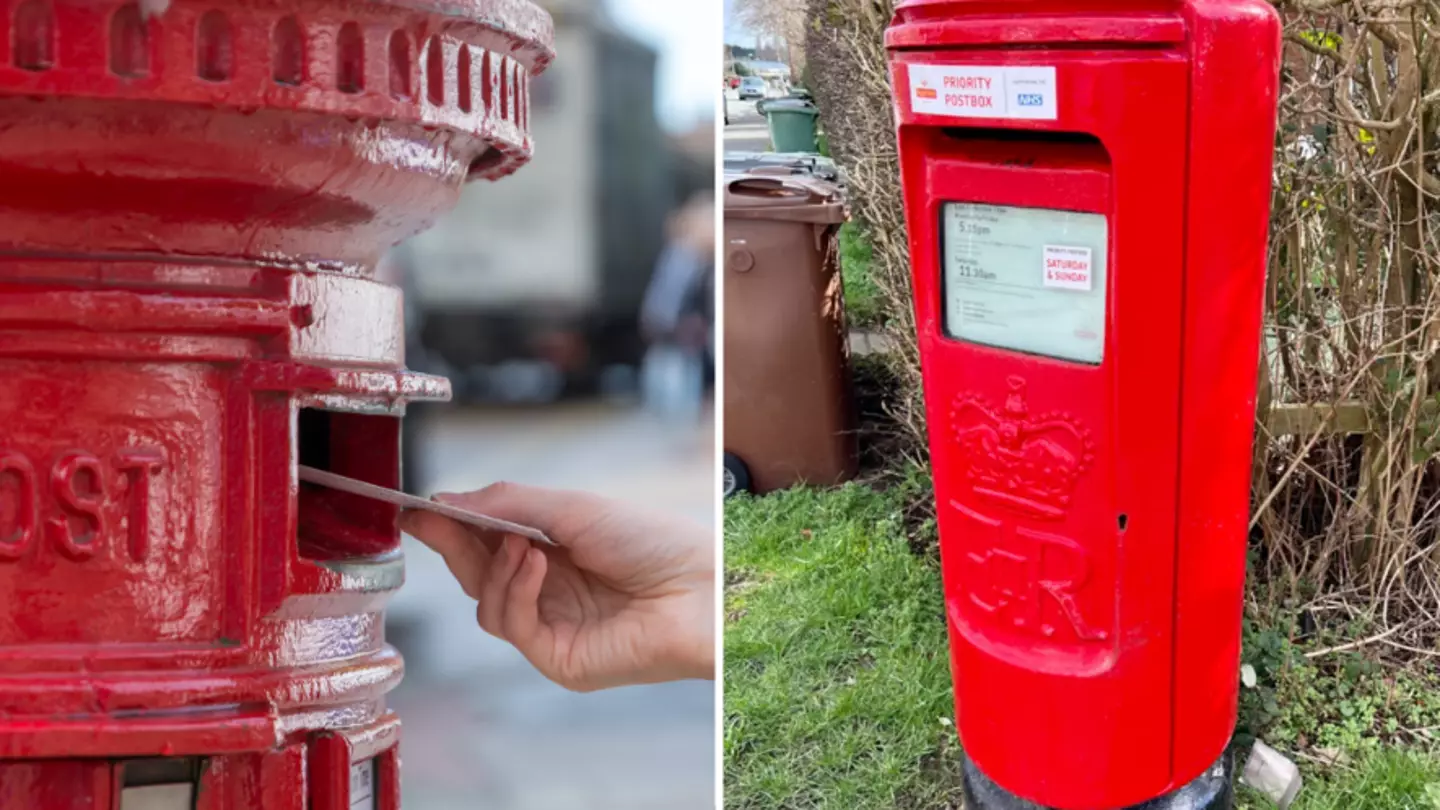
[839, 222, 884, 329]
[1238, 748, 1440, 809]
[724, 478, 1440, 809]
[724, 478, 960, 810]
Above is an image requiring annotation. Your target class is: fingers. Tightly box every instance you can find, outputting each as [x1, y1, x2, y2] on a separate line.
[403, 510, 550, 649]
[502, 545, 547, 645]
[399, 509, 493, 600]
[476, 535, 528, 637]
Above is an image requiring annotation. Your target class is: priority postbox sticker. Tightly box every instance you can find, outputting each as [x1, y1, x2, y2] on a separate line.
[1043, 245, 1093, 291]
[907, 64, 1057, 120]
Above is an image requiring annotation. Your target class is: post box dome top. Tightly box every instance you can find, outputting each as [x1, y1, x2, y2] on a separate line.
[379, 0, 556, 71]
[0, 0, 554, 180]
[887, 0, 1186, 48]
[0, 0, 555, 269]
[0, 0, 555, 108]
[892, 0, 1179, 10]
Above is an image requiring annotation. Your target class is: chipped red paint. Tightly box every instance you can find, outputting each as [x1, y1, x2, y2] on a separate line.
[0, 0, 551, 804]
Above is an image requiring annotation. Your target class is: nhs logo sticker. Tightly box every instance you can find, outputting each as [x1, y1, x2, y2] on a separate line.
[908, 65, 1057, 120]
[1003, 68, 1057, 119]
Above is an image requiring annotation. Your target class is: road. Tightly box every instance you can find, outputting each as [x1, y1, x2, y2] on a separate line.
[724, 91, 771, 153]
[386, 400, 715, 810]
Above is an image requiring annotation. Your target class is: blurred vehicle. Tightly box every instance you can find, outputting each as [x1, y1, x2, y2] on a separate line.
[397, 1, 672, 404]
[738, 76, 767, 100]
[727, 75, 741, 89]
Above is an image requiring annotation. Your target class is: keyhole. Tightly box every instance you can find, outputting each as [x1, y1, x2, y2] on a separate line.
[1117, 514, 1129, 532]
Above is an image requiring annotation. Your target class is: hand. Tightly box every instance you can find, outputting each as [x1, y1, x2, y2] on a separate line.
[399, 483, 715, 692]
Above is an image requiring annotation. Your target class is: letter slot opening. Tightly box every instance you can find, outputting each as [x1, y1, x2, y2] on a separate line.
[296, 408, 401, 561]
[940, 127, 1103, 147]
[119, 758, 200, 810]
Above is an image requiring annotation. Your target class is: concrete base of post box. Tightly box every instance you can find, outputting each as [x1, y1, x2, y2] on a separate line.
[961, 750, 1233, 810]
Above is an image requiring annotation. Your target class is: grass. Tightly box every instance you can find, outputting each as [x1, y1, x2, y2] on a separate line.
[1237, 748, 1440, 809]
[839, 222, 884, 329]
[724, 475, 961, 810]
[723, 475, 1440, 809]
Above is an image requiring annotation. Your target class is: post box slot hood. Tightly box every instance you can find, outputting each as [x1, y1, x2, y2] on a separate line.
[887, 0, 1186, 50]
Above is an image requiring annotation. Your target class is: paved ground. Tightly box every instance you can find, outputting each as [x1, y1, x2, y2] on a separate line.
[849, 330, 895, 357]
[724, 91, 772, 153]
[386, 400, 715, 810]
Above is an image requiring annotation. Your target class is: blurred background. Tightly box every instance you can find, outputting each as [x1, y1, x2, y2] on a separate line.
[380, 0, 717, 806]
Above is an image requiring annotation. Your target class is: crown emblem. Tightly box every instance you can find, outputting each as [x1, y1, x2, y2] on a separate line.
[950, 376, 1094, 520]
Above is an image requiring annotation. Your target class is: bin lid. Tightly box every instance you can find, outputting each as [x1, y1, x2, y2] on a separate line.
[759, 98, 819, 115]
[723, 173, 846, 225]
[722, 151, 842, 183]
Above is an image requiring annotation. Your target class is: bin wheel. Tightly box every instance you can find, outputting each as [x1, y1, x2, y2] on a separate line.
[724, 453, 752, 499]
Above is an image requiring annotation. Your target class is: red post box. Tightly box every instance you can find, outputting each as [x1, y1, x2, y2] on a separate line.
[0, 0, 550, 806]
[886, 2, 1279, 808]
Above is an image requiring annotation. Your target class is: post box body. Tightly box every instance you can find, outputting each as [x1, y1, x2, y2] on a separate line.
[886, 2, 1279, 807]
[0, 0, 550, 806]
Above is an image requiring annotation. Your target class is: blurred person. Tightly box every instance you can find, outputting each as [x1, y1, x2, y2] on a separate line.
[638, 193, 715, 418]
[640, 194, 713, 359]
[399, 483, 715, 691]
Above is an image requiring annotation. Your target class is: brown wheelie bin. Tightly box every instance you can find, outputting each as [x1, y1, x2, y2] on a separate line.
[722, 172, 857, 497]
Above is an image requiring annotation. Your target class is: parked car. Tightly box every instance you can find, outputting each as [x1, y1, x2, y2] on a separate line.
[727, 75, 741, 89]
[738, 76, 767, 100]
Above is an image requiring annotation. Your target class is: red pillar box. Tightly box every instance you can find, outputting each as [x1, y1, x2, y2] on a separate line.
[0, 0, 550, 806]
[885, 2, 1279, 808]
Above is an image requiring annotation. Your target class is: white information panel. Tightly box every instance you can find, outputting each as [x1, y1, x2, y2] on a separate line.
[942, 203, 1108, 364]
[349, 759, 375, 810]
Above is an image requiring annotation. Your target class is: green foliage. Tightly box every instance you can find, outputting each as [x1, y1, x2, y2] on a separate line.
[839, 222, 883, 328]
[734, 62, 754, 77]
[1298, 29, 1343, 51]
[724, 480, 959, 809]
[1240, 608, 1440, 755]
